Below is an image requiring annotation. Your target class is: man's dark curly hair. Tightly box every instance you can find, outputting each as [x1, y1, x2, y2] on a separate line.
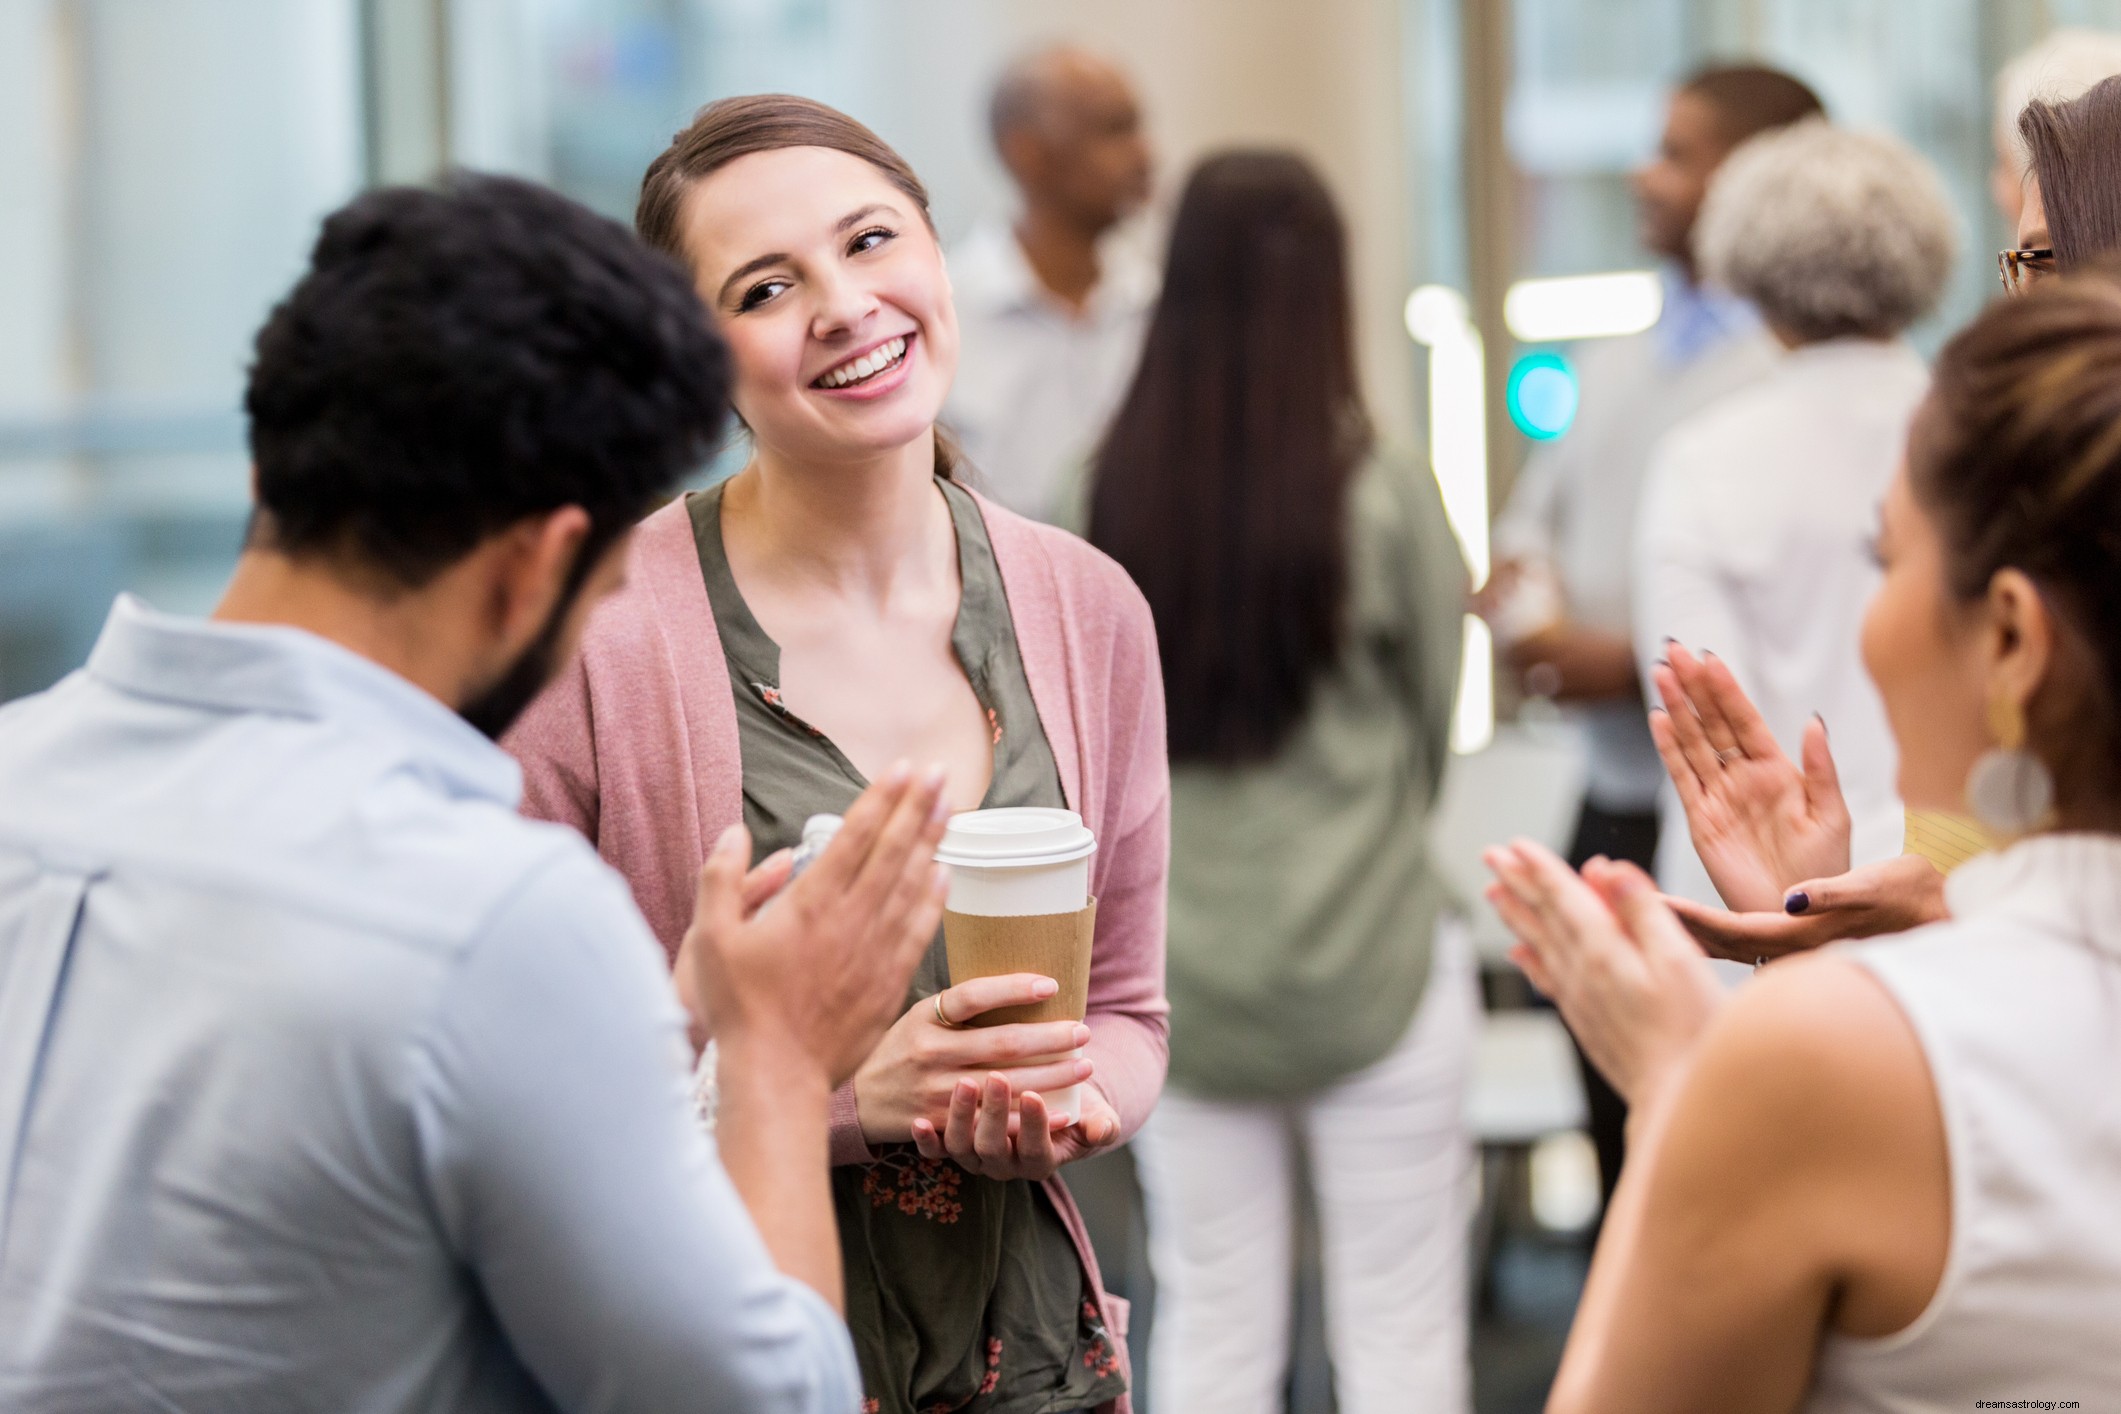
[245, 172, 729, 588]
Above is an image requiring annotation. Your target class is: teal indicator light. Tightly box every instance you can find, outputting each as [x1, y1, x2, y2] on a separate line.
[1506, 351, 1579, 440]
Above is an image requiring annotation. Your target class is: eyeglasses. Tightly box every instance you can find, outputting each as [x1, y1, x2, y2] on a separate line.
[1998, 246, 2057, 294]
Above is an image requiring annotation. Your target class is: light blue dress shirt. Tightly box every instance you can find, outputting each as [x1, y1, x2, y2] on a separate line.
[0, 597, 860, 1413]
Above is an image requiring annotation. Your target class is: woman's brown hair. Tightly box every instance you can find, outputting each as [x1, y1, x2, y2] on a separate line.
[2019, 75, 2121, 270]
[636, 93, 958, 478]
[1907, 264, 2121, 812]
[1086, 150, 1372, 765]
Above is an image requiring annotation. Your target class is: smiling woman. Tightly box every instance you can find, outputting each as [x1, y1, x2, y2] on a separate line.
[635, 96, 965, 480]
[504, 94, 1171, 1414]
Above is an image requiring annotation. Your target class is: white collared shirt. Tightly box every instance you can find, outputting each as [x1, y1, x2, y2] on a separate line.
[942, 219, 1158, 522]
[0, 598, 858, 1413]
[1634, 338, 1926, 905]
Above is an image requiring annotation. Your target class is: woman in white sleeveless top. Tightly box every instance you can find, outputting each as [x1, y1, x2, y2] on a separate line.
[1484, 268, 2121, 1411]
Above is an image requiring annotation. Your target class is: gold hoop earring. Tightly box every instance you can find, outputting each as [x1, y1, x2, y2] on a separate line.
[1965, 691, 2054, 837]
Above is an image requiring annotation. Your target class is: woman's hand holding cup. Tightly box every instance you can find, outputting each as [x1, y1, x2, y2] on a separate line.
[853, 973, 1096, 1147]
[911, 1075, 1121, 1183]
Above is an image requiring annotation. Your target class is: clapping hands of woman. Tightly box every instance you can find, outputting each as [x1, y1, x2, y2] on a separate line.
[1649, 643, 1946, 960]
[1483, 842, 1726, 1109]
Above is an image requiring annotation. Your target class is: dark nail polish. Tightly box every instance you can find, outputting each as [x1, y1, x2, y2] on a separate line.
[1785, 891, 1811, 915]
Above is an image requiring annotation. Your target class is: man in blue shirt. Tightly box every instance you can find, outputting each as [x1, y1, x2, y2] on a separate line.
[0, 175, 951, 1411]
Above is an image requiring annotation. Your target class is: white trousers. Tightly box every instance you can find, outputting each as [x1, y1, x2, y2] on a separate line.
[1133, 920, 1478, 1414]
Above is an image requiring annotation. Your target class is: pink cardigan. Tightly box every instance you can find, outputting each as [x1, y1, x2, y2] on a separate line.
[503, 490, 1169, 1400]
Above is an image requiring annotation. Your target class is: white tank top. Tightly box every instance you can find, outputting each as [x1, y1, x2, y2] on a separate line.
[1806, 833, 2121, 1413]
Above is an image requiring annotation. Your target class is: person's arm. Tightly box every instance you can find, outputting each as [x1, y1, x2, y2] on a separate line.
[1553, 954, 1947, 1414]
[414, 854, 861, 1414]
[1663, 854, 1948, 962]
[1482, 842, 1949, 1413]
[680, 768, 953, 1302]
[1485, 425, 1644, 703]
[1507, 621, 1643, 703]
[417, 771, 949, 1412]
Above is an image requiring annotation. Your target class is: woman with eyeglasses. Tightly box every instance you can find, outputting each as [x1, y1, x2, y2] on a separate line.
[1999, 74, 2121, 293]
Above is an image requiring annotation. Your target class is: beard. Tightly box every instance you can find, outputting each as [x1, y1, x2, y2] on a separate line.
[458, 559, 591, 741]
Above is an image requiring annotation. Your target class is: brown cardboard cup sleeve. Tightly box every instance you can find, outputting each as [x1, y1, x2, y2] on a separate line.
[942, 900, 1097, 1026]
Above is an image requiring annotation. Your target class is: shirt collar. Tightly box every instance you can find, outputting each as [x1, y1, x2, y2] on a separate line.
[85, 594, 523, 807]
[953, 218, 1159, 323]
[1655, 266, 1761, 366]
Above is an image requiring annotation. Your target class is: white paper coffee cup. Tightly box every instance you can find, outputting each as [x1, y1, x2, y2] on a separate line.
[935, 808, 1097, 1124]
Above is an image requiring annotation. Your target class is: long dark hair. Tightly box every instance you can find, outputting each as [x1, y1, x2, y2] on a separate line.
[2021, 75, 2121, 270]
[636, 93, 959, 479]
[1087, 150, 1370, 765]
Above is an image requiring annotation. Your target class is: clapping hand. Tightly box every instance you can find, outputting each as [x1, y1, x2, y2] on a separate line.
[1649, 643, 1851, 912]
[679, 764, 952, 1090]
[1484, 840, 1726, 1107]
[1664, 853, 1950, 963]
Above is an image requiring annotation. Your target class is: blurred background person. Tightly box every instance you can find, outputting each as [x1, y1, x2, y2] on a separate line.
[1635, 120, 1957, 910]
[944, 46, 1156, 522]
[1989, 27, 2121, 229]
[1478, 62, 1822, 1212]
[1084, 151, 1472, 1414]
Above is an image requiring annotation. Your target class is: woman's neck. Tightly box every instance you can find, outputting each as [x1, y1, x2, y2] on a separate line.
[723, 429, 949, 603]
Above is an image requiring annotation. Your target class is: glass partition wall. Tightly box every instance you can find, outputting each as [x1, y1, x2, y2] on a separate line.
[7, 0, 2121, 703]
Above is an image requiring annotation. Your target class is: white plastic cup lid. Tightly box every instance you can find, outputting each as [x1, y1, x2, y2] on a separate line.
[935, 807, 1097, 868]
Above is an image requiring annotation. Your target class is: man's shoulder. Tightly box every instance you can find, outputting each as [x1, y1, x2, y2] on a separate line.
[0, 682, 605, 956]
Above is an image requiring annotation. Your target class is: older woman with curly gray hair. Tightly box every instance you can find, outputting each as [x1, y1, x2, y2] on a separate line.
[1632, 119, 1957, 915]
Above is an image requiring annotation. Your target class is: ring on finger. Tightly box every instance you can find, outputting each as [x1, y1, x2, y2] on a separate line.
[1716, 747, 1742, 764]
[933, 993, 963, 1029]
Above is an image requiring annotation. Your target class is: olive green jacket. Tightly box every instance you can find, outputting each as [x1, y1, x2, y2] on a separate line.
[1069, 453, 1466, 1098]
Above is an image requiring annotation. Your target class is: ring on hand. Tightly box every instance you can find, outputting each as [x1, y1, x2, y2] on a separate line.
[933, 993, 963, 1029]
[1716, 747, 1742, 764]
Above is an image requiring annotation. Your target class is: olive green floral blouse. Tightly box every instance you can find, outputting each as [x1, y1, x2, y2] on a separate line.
[687, 476, 1127, 1414]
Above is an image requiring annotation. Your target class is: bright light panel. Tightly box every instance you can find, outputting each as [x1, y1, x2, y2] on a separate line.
[1453, 615, 1495, 756]
[1405, 283, 1495, 755]
[1503, 270, 1662, 344]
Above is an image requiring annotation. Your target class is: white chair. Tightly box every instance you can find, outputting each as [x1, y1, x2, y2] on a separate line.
[1429, 717, 1590, 969]
[1431, 720, 1599, 1297]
